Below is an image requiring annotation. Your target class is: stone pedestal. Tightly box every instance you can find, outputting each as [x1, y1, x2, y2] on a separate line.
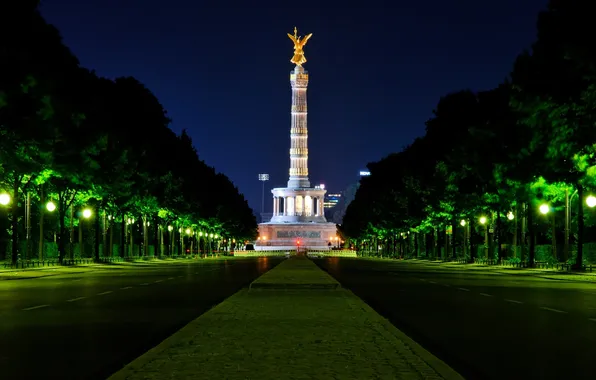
[256, 222, 337, 250]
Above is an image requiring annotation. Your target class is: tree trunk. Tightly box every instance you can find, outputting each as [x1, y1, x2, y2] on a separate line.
[564, 188, 570, 262]
[69, 205, 74, 260]
[94, 208, 100, 262]
[576, 184, 584, 270]
[11, 177, 20, 266]
[39, 186, 45, 261]
[521, 202, 527, 264]
[57, 193, 66, 263]
[120, 218, 125, 258]
[79, 216, 83, 258]
[528, 200, 536, 267]
[513, 203, 519, 259]
[451, 219, 457, 259]
[496, 209, 502, 261]
[102, 212, 107, 259]
[551, 212, 557, 262]
[414, 232, 419, 258]
[25, 192, 31, 261]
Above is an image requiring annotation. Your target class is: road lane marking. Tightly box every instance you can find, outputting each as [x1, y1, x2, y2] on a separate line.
[167, 277, 174, 280]
[505, 299, 523, 304]
[457, 287, 470, 292]
[120, 286, 132, 290]
[480, 293, 493, 297]
[154, 280, 163, 283]
[97, 291, 113, 295]
[22, 304, 49, 311]
[429, 281, 437, 284]
[67, 297, 85, 302]
[442, 284, 450, 287]
[540, 307, 567, 314]
[140, 283, 149, 286]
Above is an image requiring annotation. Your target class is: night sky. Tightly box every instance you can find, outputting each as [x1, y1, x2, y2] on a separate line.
[40, 0, 547, 215]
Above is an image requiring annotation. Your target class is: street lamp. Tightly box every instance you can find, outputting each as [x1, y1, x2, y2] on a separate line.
[539, 204, 549, 215]
[82, 208, 92, 219]
[507, 211, 514, 220]
[460, 219, 466, 226]
[586, 195, 596, 208]
[479, 216, 488, 259]
[46, 201, 56, 212]
[0, 193, 10, 206]
[258, 173, 269, 218]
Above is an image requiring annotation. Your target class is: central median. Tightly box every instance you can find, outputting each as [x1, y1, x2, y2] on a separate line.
[249, 255, 340, 289]
[109, 255, 463, 380]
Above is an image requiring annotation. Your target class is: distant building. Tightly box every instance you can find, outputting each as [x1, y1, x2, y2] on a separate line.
[324, 193, 342, 209]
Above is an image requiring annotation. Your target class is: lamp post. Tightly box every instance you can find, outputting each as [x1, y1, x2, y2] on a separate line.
[80, 208, 92, 258]
[479, 216, 488, 259]
[39, 201, 56, 260]
[258, 174, 269, 221]
[538, 203, 556, 261]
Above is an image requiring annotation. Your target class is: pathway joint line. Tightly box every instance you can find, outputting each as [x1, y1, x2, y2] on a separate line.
[67, 297, 85, 302]
[120, 286, 132, 290]
[480, 293, 493, 297]
[139, 283, 149, 286]
[457, 287, 470, 292]
[167, 277, 174, 280]
[505, 299, 523, 304]
[98, 291, 113, 295]
[154, 280, 163, 283]
[589, 318, 596, 323]
[22, 304, 49, 311]
[540, 306, 567, 314]
[429, 280, 437, 284]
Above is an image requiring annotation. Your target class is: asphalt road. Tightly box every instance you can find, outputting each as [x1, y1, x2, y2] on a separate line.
[0, 257, 282, 379]
[316, 258, 596, 380]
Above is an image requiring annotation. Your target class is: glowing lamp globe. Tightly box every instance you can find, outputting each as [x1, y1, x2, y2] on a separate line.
[539, 204, 549, 215]
[587, 195, 596, 208]
[460, 219, 466, 227]
[479, 216, 487, 225]
[0, 193, 11, 206]
[82, 209, 92, 219]
[46, 201, 56, 212]
[507, 211, 514, 220]
[168, 225, 173, 232]
[185, 228, 191, 235]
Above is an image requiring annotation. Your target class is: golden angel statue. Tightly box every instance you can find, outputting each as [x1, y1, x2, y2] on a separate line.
[287, 27, 313, 66]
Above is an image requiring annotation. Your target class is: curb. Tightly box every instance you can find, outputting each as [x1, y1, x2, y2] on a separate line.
[351, 289, 465, 380]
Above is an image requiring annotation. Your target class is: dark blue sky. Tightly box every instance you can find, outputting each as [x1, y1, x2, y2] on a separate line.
[40, 0, 547, 215]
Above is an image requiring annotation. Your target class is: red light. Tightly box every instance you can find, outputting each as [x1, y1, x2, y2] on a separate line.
[297, 240, 301, 245]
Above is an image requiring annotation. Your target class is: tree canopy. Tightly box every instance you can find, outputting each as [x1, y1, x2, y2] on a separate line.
[343, 1, 596, 268]
[0, 4, 256, 264]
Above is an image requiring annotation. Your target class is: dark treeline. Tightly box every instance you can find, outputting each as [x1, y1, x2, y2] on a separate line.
[0, 2, 256, 265]
[343, 0, 596, 268]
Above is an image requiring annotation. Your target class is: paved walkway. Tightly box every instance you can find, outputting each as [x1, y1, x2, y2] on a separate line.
[109, 257, 463, 380]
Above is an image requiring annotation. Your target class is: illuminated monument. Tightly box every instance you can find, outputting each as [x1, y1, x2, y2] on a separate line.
[256, 27, 336, 250]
